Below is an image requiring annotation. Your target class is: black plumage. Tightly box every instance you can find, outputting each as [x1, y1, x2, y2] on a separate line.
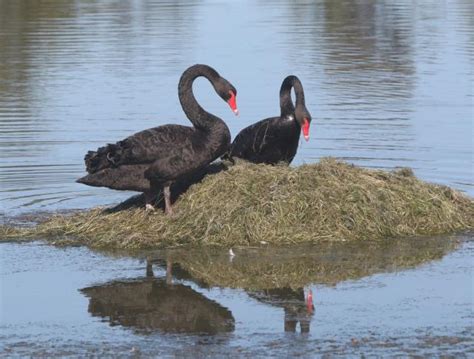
[227, 75, 311, 165]
[78, 64, 238, 214]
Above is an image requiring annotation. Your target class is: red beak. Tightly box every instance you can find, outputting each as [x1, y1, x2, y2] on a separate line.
[302, 118, 310, 141]
[227, 91, 239, 116]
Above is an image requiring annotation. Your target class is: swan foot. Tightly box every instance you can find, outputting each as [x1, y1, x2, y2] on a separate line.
[145, 204, 155, 212]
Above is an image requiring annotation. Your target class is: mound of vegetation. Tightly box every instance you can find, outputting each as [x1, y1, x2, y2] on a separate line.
[1, 158, 473, 249]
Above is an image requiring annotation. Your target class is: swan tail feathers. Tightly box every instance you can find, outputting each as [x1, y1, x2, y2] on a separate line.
[84, 143, 123, 174]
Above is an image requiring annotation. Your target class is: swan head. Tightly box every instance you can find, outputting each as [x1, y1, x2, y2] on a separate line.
[215, 78, 239, 116]
[295, 106, 312, 141]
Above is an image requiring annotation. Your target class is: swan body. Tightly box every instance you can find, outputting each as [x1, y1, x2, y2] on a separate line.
[78, 64, 238, 214]
[228, 75, 311, 165]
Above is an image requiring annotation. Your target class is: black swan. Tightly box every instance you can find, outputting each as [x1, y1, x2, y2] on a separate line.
[227, 75, 311, 165]
[78, 64, 238, 215]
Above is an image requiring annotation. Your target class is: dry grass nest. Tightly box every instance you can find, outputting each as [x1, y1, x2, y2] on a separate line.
[1, 158, 473, 249]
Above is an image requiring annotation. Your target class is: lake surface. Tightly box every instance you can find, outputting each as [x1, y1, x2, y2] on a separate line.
[1, 236, 473, 357]
[0, 0, 472, 215]
[0, 0, 473, 356]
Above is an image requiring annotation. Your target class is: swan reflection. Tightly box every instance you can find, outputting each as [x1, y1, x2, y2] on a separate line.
[248, 287, 314, 334]
[81, 276, 235, 335]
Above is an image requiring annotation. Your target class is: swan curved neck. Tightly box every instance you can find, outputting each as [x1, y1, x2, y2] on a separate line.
[178, 64, 222, 130]
[279, 75, 305, 118]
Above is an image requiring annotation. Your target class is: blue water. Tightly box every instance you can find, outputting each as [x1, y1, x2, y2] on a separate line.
[0, 237, 472, 357]
[0, 0, 472, 215]
[0, 0, 473, 356]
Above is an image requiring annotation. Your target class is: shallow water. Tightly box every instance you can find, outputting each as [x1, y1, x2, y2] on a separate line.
[0, 236, 473, 357]
[1, 1, 473, 356]
[0, 0, 473, 215]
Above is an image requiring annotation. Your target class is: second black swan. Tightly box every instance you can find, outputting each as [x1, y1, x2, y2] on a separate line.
[227, 75, 311, 165]
[78, 64, 238, 215]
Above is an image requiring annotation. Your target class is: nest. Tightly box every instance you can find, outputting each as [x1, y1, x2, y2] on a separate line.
[1, 158, 473, 249]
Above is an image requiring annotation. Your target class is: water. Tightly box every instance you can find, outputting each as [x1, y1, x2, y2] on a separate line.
[0, 0, 472, 214]
[0, 0, 473, 356]
[0, 237, 472, 357]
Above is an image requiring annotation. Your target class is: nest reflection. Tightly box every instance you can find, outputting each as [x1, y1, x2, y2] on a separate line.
[162, 236, 459, 290]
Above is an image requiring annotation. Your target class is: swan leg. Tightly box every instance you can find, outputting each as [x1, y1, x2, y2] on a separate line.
[163, 185, 173, 215]
[146, 260, 154, 277]
[166, 259, 173, 285]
